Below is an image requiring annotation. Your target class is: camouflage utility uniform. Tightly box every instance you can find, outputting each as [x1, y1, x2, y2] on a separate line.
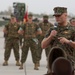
[3, 22, 20, 66]
[69, 18, 75, 62]
[38, 20, 53, 62]
[45, 24, 75, 63]
[19, 22, 41, 70]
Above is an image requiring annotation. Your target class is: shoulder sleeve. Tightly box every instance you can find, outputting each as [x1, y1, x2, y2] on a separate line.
[49, 22, 54, 27]
[38, 22, 42, 28]
[35, 23, 42, 31]
[17, 23, 21, 30]
[45, 26, 55, 38]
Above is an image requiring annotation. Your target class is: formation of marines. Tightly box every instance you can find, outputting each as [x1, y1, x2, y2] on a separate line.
[2, 6, 75, 72]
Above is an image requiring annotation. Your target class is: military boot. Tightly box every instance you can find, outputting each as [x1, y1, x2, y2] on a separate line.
[19, 63, 23, 70]
[16, 61, 20, 66]
[34, 63, 39, 70]
[3, 61, 8, 66]
[37, 61, 40, 67]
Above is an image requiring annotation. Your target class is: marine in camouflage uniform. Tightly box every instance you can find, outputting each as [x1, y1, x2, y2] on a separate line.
[37, 15, 53, 64]
[69, 17, 75, 68]
[3, 14, 20, 66]
[18, 13, 42, 70]
[41, 7, 75, 70]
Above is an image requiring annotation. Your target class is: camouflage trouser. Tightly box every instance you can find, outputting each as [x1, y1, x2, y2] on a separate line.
[73, 49, 75, 67]
[21, 39, 38, 64]
[4, 38, 20, 61]
[19, 35, 23, 46]
[73, 49, 75, 61]
[37, 36, 51, 61]
[38, 41, 51, 61]
[4, 37, 7, 49]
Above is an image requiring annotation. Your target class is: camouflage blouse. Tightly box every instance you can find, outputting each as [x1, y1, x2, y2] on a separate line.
[20, 22, 41, 38]
[5, 22, 20, 38]
[45, 23, 75, 55]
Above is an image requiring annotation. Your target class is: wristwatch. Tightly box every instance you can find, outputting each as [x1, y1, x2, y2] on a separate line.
[68, 40, 73, 44]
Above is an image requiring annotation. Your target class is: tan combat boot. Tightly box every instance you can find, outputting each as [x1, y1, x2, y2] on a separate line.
[16, 61, 20, 66]
[37, 61, 40, 67]
[34, 63, 39, 70]
[19, 63, 23, 70]
[3, 61, 8, 66]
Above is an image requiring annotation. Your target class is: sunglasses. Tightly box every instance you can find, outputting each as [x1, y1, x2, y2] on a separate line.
[54, 15, 62, 17]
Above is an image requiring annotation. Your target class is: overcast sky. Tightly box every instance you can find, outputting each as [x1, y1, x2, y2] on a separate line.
[0, 0, 75, 15]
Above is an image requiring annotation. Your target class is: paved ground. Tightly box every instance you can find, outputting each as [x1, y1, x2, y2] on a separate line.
[0, 30, 47, 75]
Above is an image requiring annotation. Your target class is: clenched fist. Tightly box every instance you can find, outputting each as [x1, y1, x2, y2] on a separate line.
[50, 30, 57, 37]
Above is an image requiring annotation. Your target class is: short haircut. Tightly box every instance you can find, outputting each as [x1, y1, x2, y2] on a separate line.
[52, 57, 74, 75]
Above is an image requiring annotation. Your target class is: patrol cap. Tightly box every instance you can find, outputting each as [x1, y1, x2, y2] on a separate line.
[69, 17, 75, 22]
[43, 15, 49, 18]
[28, 13, 33, 17]
[53, 7, 67, 16]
